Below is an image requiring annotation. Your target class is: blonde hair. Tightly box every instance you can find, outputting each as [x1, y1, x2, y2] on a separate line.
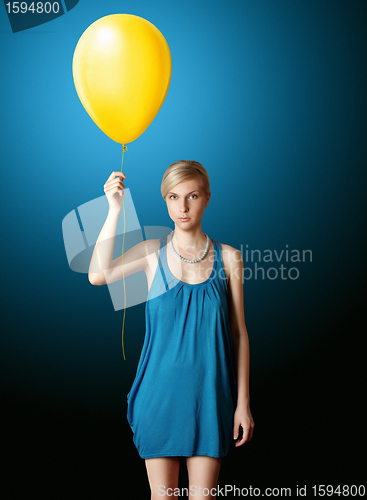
[161, 160, 210, 200]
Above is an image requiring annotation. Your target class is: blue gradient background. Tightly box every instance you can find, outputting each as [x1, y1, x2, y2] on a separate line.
[1, 0, 366, 495]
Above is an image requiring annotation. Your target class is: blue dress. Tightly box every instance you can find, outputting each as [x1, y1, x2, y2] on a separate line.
[127, 235, 237, 459]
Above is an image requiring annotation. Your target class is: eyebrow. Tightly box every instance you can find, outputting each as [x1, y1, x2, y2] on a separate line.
[168, 190, 199, 196]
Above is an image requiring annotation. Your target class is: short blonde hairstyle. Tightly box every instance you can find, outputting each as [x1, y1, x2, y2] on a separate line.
[161, 160, 210, 200]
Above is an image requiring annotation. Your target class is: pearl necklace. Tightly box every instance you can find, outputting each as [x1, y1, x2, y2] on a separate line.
[169, 230, 210, 263]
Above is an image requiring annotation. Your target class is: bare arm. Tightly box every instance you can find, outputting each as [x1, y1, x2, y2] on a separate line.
[88, 170, 149, 286]
[227, 247, 255, 446]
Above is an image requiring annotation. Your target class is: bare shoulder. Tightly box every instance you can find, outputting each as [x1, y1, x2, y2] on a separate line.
[144, 238, 161, 255]
[219, 243, 242, 265]
[218, 243, 243, 283]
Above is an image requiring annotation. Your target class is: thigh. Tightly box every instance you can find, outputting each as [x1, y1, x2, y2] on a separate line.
[186, 456, 222, 500]
[145, 457, 181, 499]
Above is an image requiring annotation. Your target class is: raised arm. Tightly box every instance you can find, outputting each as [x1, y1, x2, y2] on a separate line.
[88, 170, 149, 286]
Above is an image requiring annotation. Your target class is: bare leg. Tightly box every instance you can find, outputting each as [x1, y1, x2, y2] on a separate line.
[186, 456, 222, 500]
[145, 457, 181, 499]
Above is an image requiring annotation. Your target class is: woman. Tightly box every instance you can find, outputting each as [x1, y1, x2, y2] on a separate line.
[89, 160, 254, 499]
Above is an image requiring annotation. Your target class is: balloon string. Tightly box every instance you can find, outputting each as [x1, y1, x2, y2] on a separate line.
[121, 144, 128, 360]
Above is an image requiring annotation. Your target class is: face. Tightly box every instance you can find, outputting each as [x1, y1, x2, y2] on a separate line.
[165, 178, 210, 228]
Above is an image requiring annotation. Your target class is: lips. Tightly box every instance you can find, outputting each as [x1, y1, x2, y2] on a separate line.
[180, 217, 190, 221]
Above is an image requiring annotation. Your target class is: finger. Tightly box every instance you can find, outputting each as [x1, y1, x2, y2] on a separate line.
[110, 171, 127, 180]
[105, 178, 125, 188]
[106, 171, 127, 183]
[105, 176, 125, 187]
[104, 183, 124, 193]
[233, 423, 240, 440]
[236, 426, 251, 445]
[104, 185, 124, 195]
[104, 179, 125, 190]
[235, 432, 249, 447]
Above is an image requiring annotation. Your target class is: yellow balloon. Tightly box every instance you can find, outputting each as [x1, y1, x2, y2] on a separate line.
[72, 14, 172, 144]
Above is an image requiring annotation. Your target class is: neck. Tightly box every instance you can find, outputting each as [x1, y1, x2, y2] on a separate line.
[172, 226, 207, 252]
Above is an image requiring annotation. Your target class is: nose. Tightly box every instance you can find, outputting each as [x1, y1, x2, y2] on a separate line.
[180, 201, 188, 213]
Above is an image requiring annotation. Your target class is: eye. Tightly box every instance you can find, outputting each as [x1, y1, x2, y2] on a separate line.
[169, 194, 198, 200]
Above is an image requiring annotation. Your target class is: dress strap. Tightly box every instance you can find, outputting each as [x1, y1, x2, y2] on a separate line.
[213, 239, 224, 272]
[158, 236, 169, 289]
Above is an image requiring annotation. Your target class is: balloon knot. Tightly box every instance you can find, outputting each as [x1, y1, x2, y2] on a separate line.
[123, 144, 128, 152]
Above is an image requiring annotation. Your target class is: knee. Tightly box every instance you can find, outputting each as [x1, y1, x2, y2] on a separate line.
[151, 485, 176, 499]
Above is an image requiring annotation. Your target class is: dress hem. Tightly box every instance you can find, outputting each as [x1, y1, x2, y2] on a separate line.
[139, 452, 227, 459]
